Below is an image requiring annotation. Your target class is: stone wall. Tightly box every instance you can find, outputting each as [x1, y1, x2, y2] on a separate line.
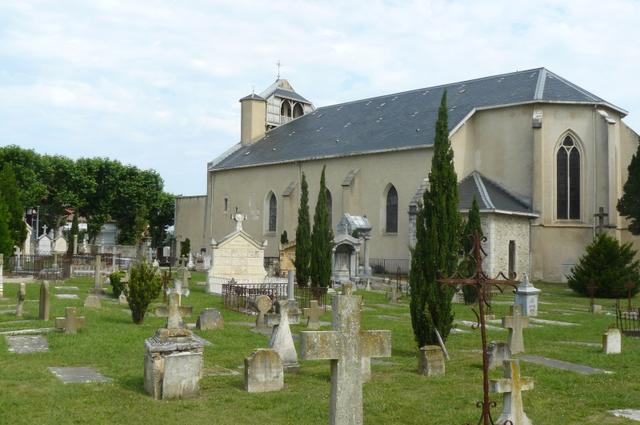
[482, 213, 531, 278]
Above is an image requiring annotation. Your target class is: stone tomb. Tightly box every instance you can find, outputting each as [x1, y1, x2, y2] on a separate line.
[244, 348, 284, 393]
[502, 304, 529, 354]
[39, 281, 50, 321]
[6, 335, 49, 353]
[490, 359, 534, 425]
[144, 291, 205, 400]
[268, 301, 299, 372]
[603, 328, 622, 354]
[300, 284, 392, 425]
[196, 308, 224, 330]
[55, 307, 86, 334]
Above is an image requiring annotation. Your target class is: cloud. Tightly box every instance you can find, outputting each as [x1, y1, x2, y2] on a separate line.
[0, 0, 638, 195]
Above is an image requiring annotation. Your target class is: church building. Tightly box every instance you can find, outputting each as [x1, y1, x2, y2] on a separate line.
[175, 69, 639, 282]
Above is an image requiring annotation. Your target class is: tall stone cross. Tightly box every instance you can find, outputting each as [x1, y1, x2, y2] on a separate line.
[594, 207, 608, 235]
[300, 283, 392, 425]
[304, 300, 324, 330]
[55, 307, 86, 334]
[93, 254, 102, 292]
[502, 304, 529, 354]
[42, 224, 48, 236]
[155, 290, 192, 324]
[490, 359, 534, 425]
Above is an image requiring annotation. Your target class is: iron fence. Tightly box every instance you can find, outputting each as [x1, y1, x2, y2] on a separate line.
[7, 255, 70, 280]
[616, 307, 640, 337]
[369, 258, 410, 276]
[222, 282, 329, 313]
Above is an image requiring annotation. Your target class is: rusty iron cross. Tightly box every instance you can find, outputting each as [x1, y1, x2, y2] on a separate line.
[437, 232, 518, 425]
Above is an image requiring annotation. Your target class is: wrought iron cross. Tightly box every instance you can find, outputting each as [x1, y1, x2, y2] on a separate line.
[594, 207, 608, 235]
[437, 232, 518, 425]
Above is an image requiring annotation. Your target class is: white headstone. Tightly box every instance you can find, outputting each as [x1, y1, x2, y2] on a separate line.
[603, 328, 622, 354]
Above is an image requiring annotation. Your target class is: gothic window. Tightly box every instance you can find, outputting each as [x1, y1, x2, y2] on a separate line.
[293, 103, 304, 118]
[280, 101, 292, 117]
[556, 135, 581, 220]
[386, 185, 398, 233]
[268, 192, 277, 232]
[325, 189, 332, 228]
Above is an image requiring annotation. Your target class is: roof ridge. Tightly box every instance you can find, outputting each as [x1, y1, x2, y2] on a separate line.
[472, 171, 531, 210]
[543, 69, 601, 102]
[472, 171, 495, 209]
[534, 68, 547, 100]
[315, 67, 546, 111]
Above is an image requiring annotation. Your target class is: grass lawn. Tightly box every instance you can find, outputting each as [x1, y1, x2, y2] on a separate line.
[0, 273, 639, 425]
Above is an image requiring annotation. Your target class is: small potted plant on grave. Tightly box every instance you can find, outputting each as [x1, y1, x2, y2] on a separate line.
[125, 260, 162, 324]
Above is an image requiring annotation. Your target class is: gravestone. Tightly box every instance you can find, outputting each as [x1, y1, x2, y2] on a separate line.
[118, 292, 128, 305]
[502, 305, 529, 354]
[196, 308, 224, 330]
[39, 281, 50, 321]
[304, 300, 323, 330]
[93, 255, 103, 293]
[285, 270, 301, 324]
[6, 335, 49, 353]
[418, 345, 445, 377]
[488, 341, 512, 370]
[253, 295, 272, 330]
[603, 328, 622, 354]
[300, 283, 392, 425]
[387, 284, 399, 304]
[514, 273, 541, 317]
[144, 291, 205, 400]
[244, 348, 284, 393]
[16, 282, 26, 318]
[55, 307, 86, 334]
[84, 294, 102, 309]
[268, 301, 299, 372]
[490, 359, 534, 425]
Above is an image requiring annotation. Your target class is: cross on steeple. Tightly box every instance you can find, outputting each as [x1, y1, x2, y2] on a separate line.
[276, 60, 281, 79]
[594, 206, 608, 234]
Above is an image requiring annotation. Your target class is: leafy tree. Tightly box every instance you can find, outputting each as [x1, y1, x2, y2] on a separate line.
[410, 91, 460, 348]
[0, 165, 27, 249]
[618, 143, 640, 234]
[0, 145, 47, 208]
[0, 198, 13, 258]
[460, 198, 482, 304]
[294, 173, 312, 287]
[149, 192, 175, 248]
[310, 166, 333, 288]
[568, 234, 640, 298]
[68, 212, 79, 255]
[125, 260, 162, 324]
[180, 238, 191, 258]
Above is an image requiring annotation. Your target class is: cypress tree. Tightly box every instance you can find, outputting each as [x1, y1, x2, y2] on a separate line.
[68, 212, 79, 255]
[0, 198, 12, 258]
[310, 166, 333, 287]
[460, 197, 482, 304]
[294, 173, 311, 286]
[618, 143, 640, 235]
[0, 165, 26, 250]
[410, 91, 460, 347]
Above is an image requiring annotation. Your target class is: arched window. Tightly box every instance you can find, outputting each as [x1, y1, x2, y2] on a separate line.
[268, 193, 277, 232]
[280, 101, 292, 118]
[293, 103, 304, 118]
[325, 189, 332, 228]
[386, 185, 398, 233]
[557, 135, 581, 220]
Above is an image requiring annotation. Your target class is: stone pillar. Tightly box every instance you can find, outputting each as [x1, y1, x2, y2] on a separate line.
[287, 270, 296, 302]
[112, 246, 117, 271]
[73, 234, 78, 255]
[363, 236, 371, 276]
[39, 281, 50, 321]
[94, 255, 102, 292]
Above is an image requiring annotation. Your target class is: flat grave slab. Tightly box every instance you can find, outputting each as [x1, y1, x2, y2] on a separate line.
[372, 303, 408, 310]
[610, 409, 640, 421]
[520, 355, 612, 375]
[376, 315, 405, 321]
[450, 328, 470, 334]
[55, 286, 79, 291]
[0, 327, 56, 336]
[48, 367, 112, 384]
[203, 365, 240, 376]
[227, 321, 254, 328]
[456, 320, 505, 332]
[6, 335, 49, 353]
[529, 318, 578, 327]
[55, 294, 79, 300]
[558, 341, 601, 348]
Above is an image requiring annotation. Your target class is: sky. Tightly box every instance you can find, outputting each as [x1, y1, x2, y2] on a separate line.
[1, 0, 638, 196]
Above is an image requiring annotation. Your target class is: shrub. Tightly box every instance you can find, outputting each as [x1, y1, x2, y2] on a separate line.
[180, 238, 191, 258]
[280, 230, 288, 245]
[568, 233, 640, 298]
[109, 270, 126, 298]
[125, 260, 162, 324]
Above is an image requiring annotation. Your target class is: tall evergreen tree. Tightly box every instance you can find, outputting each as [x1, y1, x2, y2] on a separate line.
[310, 166, 333, 288]
[0, 165, 27, 250]
[460, 197, 482, 304]
[68, 212, 79, 254]
[410, 91, 460, 347]
[294, 173, 311, 286]
[618, 143, 640, 234]
[0, 198, 12, 258]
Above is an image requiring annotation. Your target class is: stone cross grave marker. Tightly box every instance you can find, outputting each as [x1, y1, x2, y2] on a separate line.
[268, 301, 299, 372]
[93, 255, 102, 292]
[254, 295, 272, 330]
[13, 246, 22, 272]
[490, 359, 534, 425]
[39, 281, 50, 321]
[154, 291, 193, 326]
[304, 299, 323, 330]
[594, 206, 608, 235]
[502, 304, 529, 354]
[300, 283, 392, 425]
[173, 278, 190, 306]
[16, 282, 26, 318]
[55, 307, 86, 334]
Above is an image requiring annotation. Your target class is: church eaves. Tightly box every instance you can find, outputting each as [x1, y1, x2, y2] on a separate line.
[210, 68, 626, 171]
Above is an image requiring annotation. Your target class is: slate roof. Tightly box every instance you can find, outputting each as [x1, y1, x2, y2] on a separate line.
[458, 172, 538, 216]
[212, 68, 625, 171]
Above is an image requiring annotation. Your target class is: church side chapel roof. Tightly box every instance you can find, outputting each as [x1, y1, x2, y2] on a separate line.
[212, 68, 625, 171]
[457, 171, 538, 217]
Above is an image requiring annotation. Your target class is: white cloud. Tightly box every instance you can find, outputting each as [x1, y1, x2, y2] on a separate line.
[0, 0, 638, 195]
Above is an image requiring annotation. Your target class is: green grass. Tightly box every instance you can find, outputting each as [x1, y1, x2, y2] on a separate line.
[0, 275, 639, 424]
